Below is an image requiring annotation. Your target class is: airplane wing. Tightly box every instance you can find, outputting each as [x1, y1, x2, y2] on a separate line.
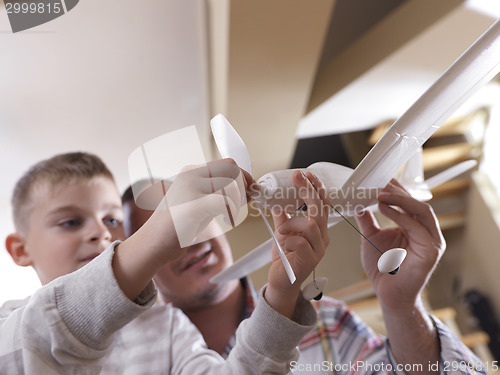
[211, 19, 500, 284]
[424, 160, 477, 190]
[341, 20, 500, 192]
[210, 238, 273, 284]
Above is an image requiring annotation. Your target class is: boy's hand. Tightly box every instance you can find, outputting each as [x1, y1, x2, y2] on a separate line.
[265, 171, 331, 319]
[166, 159, 253, 247]
[115, 158, 257, 300]
[355, 179, 446, 312]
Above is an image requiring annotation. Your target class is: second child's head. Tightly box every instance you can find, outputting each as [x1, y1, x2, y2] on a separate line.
[5, 152, 124, 285]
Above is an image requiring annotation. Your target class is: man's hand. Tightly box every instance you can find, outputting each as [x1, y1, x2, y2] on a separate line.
[355, 179, 445, 311]
[265, 171, 331, 319]
[355, 179, 443, 374]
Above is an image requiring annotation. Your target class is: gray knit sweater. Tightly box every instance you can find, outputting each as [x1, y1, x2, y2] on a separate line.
[0, 242, 316, 374]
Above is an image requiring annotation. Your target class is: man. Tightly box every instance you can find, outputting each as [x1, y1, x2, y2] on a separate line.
[123, 177, 486, 375]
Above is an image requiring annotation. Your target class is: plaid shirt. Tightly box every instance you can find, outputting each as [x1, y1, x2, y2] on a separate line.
[223, 278, 487, 375]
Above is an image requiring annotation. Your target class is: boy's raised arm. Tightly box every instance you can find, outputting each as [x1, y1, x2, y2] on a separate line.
[112, 158, 252, 301]
[1, 158, 328, 374]
[113, 160, 331, 320]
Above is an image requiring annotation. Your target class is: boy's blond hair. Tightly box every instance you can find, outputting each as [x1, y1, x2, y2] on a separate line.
[11, 152, 115, 233]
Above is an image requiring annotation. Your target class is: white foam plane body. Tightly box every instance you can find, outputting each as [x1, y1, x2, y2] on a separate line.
[210, 19, 500, 284]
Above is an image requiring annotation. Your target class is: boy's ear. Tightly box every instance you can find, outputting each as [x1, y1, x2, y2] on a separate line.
[5, 233, 33, 267]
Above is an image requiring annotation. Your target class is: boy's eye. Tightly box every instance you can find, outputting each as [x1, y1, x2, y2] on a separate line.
[58, 219, 81, 228]
[104, 218, 121, 228]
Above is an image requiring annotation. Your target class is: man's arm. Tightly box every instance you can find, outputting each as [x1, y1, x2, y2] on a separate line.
[295, 296, 487, 375]
[355, 179, 444, 374]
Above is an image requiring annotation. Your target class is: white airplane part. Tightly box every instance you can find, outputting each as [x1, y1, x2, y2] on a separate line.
[396, 147, 432, 201]
[302, 277, 328, 300]
[399, 147, 425, 187]
[210, 159, 476, 284]
[378, 248, 407, 274]
[255, 162, 354, 211]
[424, 159, 478, 190]
[210, 157, 477, 284]
[211, 114, 252, 174]
[342, 19, 500, 191]
[210, 114, 297, 284]
[210, 19, 500, 284]
[210, 238, 274, 284]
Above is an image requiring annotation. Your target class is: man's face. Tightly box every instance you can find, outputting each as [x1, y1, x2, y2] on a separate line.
[123, 199, 234, 310]
[23, 177, 124, 285]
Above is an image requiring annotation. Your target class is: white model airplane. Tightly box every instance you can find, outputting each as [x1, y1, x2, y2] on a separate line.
[210, 18, 500, 286]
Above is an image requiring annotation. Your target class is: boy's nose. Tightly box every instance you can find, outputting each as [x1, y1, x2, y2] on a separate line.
[88, 221, 112, 244]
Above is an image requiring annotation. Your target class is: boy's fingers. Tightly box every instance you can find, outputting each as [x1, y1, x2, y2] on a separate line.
[239, 168, 261, 201]
[240, 168, 257, 189]
[205, 176, 242, 195]
[206, 158, 241, 178]
[175, 159, 246, 195]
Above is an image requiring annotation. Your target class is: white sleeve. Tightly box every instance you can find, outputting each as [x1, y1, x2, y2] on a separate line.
[169, 286, 317, 375]
[0, 242, 157, 375]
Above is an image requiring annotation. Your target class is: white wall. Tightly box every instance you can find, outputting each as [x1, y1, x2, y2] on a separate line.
[462, 172, 500, 316]
[0, 0, 210, 304]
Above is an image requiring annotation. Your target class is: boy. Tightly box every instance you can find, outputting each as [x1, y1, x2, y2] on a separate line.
[1, 152, 330, 374]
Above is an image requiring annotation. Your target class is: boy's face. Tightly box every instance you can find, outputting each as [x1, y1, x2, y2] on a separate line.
[21, 176, 124, 285]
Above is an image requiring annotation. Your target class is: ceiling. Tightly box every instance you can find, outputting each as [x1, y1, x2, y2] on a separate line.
[0, 0, 499, 302]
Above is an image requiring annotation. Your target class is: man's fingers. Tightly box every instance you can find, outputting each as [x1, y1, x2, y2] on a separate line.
[385, 178, 408, 192]
[294, 171, 331, 246]
[271, 208, 290, 232]
[354, 209, 380, 238]
[278, 216, 325, 254]
[284, 235, 316, 260]
[378, 201, 432, 242]
[304, 171, 330, 206]
[378, 191, 441, 240]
